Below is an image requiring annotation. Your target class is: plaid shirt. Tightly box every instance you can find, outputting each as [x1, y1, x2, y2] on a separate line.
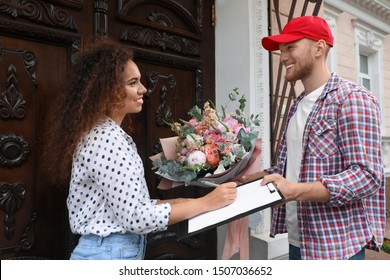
[266, 73, 386, 259]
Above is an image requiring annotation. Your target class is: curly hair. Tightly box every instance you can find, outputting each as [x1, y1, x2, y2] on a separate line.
[42, 39, 134, 185]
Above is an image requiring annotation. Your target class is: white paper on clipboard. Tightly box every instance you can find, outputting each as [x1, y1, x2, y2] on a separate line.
[187, 178, 283, 235]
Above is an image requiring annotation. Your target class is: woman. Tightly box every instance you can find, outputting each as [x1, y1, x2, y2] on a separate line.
[43, 39, 237, 260]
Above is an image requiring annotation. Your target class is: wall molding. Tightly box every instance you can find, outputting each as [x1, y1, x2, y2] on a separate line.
[325, 0, 390, 33]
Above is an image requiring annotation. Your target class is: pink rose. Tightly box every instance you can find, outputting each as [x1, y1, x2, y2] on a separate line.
[223, 117, 239, 131]
[205, 132, 223, 145]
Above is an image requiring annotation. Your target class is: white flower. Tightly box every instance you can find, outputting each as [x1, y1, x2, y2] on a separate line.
[186, 150, 206, 167]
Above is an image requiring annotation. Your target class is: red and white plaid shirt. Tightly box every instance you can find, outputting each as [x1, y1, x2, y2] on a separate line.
[266, 73, 386, 259]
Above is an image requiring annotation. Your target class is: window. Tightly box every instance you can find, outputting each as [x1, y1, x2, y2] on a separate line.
[354, 22, 384, 113]
[359, 53, 371, 90]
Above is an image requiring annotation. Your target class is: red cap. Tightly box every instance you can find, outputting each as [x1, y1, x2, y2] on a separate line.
[262, 16, 334, 51]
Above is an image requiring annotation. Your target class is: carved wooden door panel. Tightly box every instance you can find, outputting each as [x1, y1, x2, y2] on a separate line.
[0, 1, 83, 260]
[0, 0, 216, 260]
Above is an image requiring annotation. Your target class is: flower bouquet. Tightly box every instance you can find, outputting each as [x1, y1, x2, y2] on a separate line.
[151, 88, 260, 188]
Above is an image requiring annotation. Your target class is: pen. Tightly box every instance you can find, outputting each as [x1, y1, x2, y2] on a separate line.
[200, 180, 219, 187]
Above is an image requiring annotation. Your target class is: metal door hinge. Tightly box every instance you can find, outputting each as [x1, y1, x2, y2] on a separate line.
[211, 4, 215, 27]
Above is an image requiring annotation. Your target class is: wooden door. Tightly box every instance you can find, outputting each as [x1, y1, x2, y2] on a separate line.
[0, 0, 216, 260]
[0, 0, 84, 260]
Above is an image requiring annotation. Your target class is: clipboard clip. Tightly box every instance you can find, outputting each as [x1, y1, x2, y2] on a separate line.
[266, 183, 276, 193]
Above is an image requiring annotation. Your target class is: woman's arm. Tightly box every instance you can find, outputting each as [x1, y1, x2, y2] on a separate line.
[156, 198, 192, 205]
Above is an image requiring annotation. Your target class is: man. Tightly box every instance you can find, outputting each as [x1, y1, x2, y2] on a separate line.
[260, 16, 385, 260]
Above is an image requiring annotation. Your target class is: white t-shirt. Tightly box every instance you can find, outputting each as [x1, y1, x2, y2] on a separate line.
[285, 85, 324, 247]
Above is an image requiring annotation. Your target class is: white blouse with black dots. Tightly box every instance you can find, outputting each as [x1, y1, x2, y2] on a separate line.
[67, 117, 171, 237]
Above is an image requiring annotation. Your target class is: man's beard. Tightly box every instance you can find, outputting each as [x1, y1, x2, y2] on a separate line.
[284, 56, 314, 82]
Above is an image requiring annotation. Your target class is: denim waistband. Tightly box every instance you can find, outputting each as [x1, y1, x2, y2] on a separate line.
[72, 232, 146, 259]
[81, 232, 142, 246]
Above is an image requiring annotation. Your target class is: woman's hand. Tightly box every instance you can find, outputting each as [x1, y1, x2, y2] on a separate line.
[167, 182, 237, 225]
[201, 182, 237, 211]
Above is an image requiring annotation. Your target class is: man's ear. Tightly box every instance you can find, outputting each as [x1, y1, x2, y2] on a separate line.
[315, 40, 327, 57]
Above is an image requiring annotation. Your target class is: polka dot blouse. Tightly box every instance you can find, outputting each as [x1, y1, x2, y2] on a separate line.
[67, 117, 171, 237]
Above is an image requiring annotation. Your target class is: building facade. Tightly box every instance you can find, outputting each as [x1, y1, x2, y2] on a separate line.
[215, 0, 390, 259]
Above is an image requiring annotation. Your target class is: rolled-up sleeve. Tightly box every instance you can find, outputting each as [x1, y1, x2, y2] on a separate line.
[319, 90, 383, 207]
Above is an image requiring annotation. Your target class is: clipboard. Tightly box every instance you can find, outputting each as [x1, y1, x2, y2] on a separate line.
[176, 178, 284, 240]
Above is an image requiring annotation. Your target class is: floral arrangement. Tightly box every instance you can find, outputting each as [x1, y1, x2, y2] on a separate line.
[151, 88, 260, 187]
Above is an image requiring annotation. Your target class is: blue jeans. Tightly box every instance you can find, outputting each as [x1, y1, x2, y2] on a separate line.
[289, 244, 365, 260]
[70, 232, 146, 260]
